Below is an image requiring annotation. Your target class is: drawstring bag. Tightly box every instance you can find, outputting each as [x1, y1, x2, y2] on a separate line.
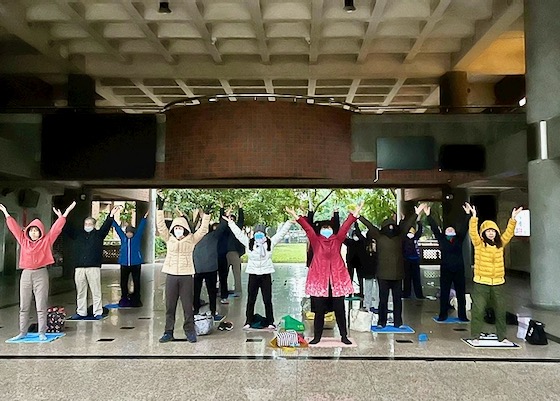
[349, 309, 374, 332]
[525, 320, 548, 345]
[275, 330, 299, 347]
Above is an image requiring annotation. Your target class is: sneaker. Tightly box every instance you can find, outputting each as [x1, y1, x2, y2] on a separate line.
[199, 299, 209, 307]
[232, 292, 242, 298]
[13, 333, 26, 340]
[159, 333, 174, 343]
[242, 324, 250, 329]
[213, 314, 224, 322]
[38, 333, 47, 341]
[218, 321, 234, 331]
[69, 314, 84, 320]
[186, 332, 197, 343]
[369, 307, 379, 314]
[220, 299, 229, 305]
[94, 315, 104, 320]
[267, 324, 276, 330]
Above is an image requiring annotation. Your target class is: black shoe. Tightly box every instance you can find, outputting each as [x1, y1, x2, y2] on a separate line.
[309, 338, 321, 345]
[437, 316, 447, 321]
[341, 337, 352, 345]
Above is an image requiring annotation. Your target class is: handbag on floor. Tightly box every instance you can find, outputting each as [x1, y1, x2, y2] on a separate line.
[47, 306, 66, 333]
[349, 309, 373, 332]
[525, 319, 548, 345]
[275, 329, 299, 347]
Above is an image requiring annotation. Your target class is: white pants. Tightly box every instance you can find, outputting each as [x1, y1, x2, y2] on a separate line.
[75, 267, 102, 316]
[363, 278, 379, 310]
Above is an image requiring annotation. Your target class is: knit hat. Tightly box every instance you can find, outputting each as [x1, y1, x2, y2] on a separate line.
[125, 225, 136, 234]
[253, 224, 266, 234]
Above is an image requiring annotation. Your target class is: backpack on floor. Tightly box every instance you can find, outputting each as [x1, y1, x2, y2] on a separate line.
[526, 319, 548, 345]
[47, 306, 66, 333]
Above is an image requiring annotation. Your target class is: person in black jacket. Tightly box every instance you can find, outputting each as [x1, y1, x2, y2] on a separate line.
[343, 221, 366, 297]
[192, 208, 229, 320]
[426, 205, 469, 322]
[402, 221, 424, 299]
[64, 205, 119, 320]
[217, 202, 245, 303]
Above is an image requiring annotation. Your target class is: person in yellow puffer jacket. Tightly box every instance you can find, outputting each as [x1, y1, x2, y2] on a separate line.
[465, 202, 523, 344]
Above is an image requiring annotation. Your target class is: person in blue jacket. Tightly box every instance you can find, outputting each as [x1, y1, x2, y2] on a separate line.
[112, 208, 148, 307]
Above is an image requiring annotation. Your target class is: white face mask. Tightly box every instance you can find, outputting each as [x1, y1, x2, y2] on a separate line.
[406, 233, 414, 239]
[352, 235, 359, 241]
[173, 227, 185, 238]
[84, 226, 94, 233]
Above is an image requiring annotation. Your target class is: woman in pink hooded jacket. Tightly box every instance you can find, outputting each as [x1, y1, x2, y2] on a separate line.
[287, 202, 364, 345]
[0, 201, 75, 341]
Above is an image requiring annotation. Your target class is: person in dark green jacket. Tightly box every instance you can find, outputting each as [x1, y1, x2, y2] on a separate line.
[359, 203, 425, 328]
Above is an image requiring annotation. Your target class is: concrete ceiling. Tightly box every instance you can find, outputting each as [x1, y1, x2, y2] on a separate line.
[0, 0, 525, 114]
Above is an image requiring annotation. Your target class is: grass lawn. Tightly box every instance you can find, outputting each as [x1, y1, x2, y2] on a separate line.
[241, 242, 307, 263]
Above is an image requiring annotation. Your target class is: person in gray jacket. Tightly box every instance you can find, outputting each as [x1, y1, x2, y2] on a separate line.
[192, 209, 229, 321]
[359, 203, 425, 328]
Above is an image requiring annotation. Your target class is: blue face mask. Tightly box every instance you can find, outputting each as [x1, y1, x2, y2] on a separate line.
[320, 228, 333, 238]
[254, 232, 265, 241]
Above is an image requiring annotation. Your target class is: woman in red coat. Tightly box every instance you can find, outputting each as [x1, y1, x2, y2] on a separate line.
[287, 202, 364, 345]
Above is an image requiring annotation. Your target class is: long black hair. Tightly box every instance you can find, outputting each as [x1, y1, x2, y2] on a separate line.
[482, 229, 502, 248]
[248, 237, 271, 251]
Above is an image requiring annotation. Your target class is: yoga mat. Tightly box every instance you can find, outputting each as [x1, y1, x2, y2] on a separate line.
[432, 316, 469, 324]
[242, 326, 276, 332]
[305, 337, 357, 348]
[65, 314, 109, 322]
[462, 338, 521, 349]
[371, 324, 415, 334]
[6, 333, 65, 343]
[104, 303, 138, 310]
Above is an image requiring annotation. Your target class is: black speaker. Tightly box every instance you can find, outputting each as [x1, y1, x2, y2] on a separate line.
[17, 189, 40, 208]
[439, 144, 486, 172]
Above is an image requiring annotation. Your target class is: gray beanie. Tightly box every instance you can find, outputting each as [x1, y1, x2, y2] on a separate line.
[253, 224, 267, 234]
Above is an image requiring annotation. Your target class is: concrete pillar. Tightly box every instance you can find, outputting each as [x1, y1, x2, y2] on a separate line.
[137, 193, 156, 264]
[439, 71, 469, 113]
[525, 0, 560, 307]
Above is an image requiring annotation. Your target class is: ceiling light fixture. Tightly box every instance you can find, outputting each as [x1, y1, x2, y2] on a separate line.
[158, 1, 171, 14]
[343, 0, 356, 13]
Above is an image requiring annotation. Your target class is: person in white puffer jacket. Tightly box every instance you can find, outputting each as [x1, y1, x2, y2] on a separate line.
[225, 215, 292, 329]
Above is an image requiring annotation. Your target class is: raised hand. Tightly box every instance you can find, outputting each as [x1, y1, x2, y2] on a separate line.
[350, 201, 364, 217]
[285, 206, 298, 219]
[0, 203, 9, 217]
[144, 210, 149, 218]
[53, 207, 62, 218]
[110, 205, 122, 217]
[462, 203, 472, 214]
[414, 203, 425, 215]
[424, 205, 431, 216]
[175, 206, 184, 217]
[512, 206, 524, 219]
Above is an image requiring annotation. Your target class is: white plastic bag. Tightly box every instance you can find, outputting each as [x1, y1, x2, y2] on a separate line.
[194, 313, 214, 335]
[349, 309, 373, 332]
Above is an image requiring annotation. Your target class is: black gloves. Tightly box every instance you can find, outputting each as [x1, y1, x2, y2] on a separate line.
[156, 195, 165, 210]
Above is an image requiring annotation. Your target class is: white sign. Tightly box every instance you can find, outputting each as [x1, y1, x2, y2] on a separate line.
[514, 210, 530, 237]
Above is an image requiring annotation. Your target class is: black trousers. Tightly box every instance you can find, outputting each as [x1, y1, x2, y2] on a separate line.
[217, 253, 230, 299]
[347, 260, 364, 295]
[246, 274, 274, 326]
[439, 268, 467, 320]
[311, 288, 347, 339]
[120, 264, 141, 302]
[378, 279, 403, 327]
[402, 259, 423, 298]
[193, 271, 218, 315]
[164, 274, 194, 335]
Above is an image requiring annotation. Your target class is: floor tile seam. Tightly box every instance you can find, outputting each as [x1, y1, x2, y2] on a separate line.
[1, 355, 560, 363]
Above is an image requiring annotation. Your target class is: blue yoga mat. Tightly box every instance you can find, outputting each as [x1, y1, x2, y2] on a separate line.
[66, 314, 108, 321]
[432, 316, 469, 324]
[6, 333, 65, 343]
[371, 324, 415, 334]
[105, 303, 120, 309]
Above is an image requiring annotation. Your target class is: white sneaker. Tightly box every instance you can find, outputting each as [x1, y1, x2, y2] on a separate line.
[13, 333, 26, 340]
[39, 333, 47, 341]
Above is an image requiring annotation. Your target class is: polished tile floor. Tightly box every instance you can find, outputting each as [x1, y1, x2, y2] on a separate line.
[1, 263, 560, 401]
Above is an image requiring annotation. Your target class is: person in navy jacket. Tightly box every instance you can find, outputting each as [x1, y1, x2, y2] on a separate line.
[112, 208, 148, 307]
